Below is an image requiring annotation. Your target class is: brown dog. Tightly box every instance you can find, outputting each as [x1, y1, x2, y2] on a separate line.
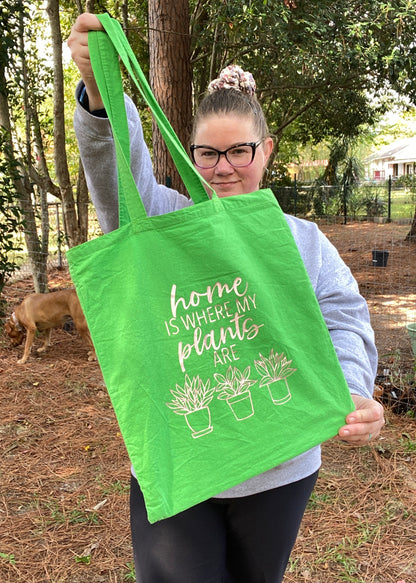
[4, 289, 96, 364]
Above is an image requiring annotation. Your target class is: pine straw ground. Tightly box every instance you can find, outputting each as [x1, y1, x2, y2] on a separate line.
[0, 221, 415, 583]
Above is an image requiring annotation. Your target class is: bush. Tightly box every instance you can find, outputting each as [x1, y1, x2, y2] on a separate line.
[395, 175, 416, 189]
[0, 130, 25, 313]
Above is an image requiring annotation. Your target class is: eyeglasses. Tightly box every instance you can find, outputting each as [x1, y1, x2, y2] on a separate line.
[190, 140, 264, 169]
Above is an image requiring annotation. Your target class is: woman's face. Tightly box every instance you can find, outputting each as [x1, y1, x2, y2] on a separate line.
[193, 114, 273, 198]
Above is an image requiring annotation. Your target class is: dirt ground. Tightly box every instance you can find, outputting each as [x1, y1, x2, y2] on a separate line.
[0, 221, 415, 583]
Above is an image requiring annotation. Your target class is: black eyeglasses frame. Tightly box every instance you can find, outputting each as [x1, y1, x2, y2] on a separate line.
[190, 140, 264, 169]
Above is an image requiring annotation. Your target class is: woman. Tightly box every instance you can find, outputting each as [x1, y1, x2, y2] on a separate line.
[68, 14, 385, 583]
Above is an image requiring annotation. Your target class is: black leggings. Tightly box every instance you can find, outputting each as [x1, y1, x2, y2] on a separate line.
[130, 470, 318, 583]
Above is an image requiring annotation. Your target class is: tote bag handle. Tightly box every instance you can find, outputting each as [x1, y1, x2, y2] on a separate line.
[88, 14, 213, 226]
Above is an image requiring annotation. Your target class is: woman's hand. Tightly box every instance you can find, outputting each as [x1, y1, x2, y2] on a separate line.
[67, 14, 104, 111]
[338, 394, 385, 446]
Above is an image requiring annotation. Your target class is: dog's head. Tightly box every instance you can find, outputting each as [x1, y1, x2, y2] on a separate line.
[4, 315, 25, 346]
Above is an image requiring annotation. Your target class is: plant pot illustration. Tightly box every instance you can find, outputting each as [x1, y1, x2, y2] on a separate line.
[226, 391, 254, 421]
[185, 406, 213, 438]
[254, 349, 296, 406]
[214, 365, 258, 421]
[265, 378, 292, 405]
[166, 375, 215, 438]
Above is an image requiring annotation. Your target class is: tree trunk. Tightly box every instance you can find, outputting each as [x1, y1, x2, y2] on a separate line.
[47, 0, 83, 248]
[19, 15, 49, 291]
[405, 206, 416, 242]
[121, 0, 140, 107]
[76, 159, 89, 242]
[148, 0, 192, 194]
[19, 189, 48, 293]
[0, 61, 48, 293]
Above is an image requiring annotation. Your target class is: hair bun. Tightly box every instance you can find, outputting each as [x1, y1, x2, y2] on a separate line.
[208, 65, 256, 97]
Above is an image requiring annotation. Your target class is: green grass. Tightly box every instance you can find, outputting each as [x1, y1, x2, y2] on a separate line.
[389, 193, 415, 219]
[400, 433, 416, 452]
[97, 478, 130, 496]
[42, 499, 101, 528]
[123, 562, 136, 581]
[0, 552, 16, 566]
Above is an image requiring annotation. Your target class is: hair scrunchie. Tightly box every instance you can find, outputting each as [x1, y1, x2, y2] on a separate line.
[208, 65, 256, 97]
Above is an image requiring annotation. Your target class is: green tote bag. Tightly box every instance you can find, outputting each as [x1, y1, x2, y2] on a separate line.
[67, 14, 354, 524]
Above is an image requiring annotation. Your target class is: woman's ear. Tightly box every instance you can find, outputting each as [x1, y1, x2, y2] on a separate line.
[263, 137, 274, 165]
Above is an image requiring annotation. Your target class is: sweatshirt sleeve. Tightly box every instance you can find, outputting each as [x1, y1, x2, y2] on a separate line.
[285, 215, 378, 400]
[73, 82, 191, 234]
[315, 232, 377, 399]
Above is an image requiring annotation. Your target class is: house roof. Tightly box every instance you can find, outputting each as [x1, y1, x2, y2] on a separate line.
[365, 137, 416, 164]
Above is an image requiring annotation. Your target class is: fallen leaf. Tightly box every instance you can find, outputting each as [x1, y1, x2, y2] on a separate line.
[86, 499, 108, 512]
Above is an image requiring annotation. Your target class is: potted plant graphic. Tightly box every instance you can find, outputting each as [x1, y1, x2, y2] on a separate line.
[254, 349, 296, 405]
[214, 365, 257, 421]
[166, 375, 215, 438]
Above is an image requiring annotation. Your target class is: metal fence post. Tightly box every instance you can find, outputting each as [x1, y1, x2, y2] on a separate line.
[293, 174, 298, 216]
[343, 183, 348, 225]
[55, 203, 62, 269]
[387, 175, 392, 223]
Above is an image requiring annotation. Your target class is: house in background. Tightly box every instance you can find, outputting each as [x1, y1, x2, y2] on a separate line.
[364, 136, 416, 181]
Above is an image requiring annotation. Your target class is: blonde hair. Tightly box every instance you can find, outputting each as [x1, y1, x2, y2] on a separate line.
[191, 65, 269, 142]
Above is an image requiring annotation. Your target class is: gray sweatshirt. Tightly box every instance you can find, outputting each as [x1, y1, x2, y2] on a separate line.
[74, 85, 377, 497]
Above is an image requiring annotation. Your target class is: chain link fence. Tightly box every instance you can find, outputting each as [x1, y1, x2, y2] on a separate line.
[9, 202, 101, 281]
[5, 188, 416, 378]
[9, 180, 415, 282]
[271, 179, 415, 224]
